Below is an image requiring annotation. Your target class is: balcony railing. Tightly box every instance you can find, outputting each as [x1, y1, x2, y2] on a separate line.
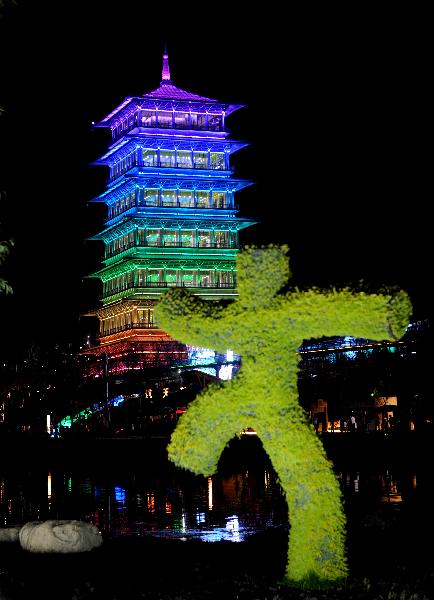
[142, 160, 226, 171]
[98, 322, 157, 338]
[105, 241, 236, 259]
[107, 200, 234, 220]
[100, 280, 236, 300]
[110, 158, 227, 183]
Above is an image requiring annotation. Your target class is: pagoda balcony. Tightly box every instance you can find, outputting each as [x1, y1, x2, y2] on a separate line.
[106, 201, 236, 222]
[140, 200, 232, 209]
[109, 159, 229, 184]
[98, 322, 158, 338]
[105, 241, 237, 259]
[142, 160, 227, 171]
[113, 120, 225, 142]
[100, 280, 236, 300]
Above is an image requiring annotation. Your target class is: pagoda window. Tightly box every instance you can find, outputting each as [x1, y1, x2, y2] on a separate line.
[160, 151, 175, 167]
[162, 190, 176, 207]
[137, 269, 146, 285]
[180, 230, 194, 247]
[163, 229, 177, 246]
[215, 231, 229, 247]
[143, 150, 157, 166]
[197, 114, 206, 129]
[217, 271, 233, 287]
[198, 270, 213, 287]
[210, 153, 225, 169]
[146, 229, 160, 246]
[212, 192, 226, 208]
[208, 115, 222, 131]
[182, 270, 195, 287]
[178, 190, 193, 207]
[165, 269, 178, 287]
[158, 111, 172, 128]
[190, 113, 198, 128]
[138, 308, 153, 325]
[144, 189, 159, 206]
[125, 193, 136, 209]
[198, 230, 211, 247]
[141, 110, 157, 127]
[137, 229, 145, 244]
[177, 151, 192, 169]
[147, 269, 162, 284]
[194, 152, 207, 169]
[196, 191, 210, 208]
[174, 111, 189, 129]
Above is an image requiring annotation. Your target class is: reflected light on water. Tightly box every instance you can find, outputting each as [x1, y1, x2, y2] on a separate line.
[354, 472, 359, 493]
[207, 477, 213, 510]
[226, 514, 241, 542]
[3, 463, 421, 539]
[47, 472, 52, 499]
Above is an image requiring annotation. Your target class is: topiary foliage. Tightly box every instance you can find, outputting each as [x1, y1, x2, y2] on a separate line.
[155, 245, 412, 587]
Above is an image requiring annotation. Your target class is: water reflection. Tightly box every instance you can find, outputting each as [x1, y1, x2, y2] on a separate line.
[0, 466, 287, 543]
[0, 464, 421, 542]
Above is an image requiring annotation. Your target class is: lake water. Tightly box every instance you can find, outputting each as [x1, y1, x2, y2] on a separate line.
[1, 435, 430, 549]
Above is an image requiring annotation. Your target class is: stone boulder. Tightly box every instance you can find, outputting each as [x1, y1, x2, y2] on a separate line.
[18, 520, 103, 553]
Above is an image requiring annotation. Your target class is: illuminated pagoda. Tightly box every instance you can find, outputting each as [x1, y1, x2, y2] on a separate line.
[83, 49, 255, 373]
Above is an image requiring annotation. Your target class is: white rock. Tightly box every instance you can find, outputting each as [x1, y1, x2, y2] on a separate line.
[18, 520, 103, 553]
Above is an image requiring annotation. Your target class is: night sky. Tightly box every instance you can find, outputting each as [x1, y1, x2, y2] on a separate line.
[0, 1, 431, 357]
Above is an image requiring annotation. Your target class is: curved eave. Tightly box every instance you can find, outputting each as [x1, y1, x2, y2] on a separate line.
[89, 248, 238, 280]
[89, 178, 253, 205]
[89, 217, 257, 242]
[94, 97, 139, 127]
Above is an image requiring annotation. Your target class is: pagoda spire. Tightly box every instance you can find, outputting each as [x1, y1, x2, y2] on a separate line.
[161, 45, 172, 84]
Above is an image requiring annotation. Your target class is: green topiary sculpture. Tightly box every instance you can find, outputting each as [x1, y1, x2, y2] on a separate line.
[155, 246, 411, 587]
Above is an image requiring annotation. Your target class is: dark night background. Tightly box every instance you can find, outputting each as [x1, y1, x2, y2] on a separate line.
[0, 1, 431, 358]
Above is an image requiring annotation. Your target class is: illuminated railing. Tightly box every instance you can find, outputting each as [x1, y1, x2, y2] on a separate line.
[142, 160, 226, 171]
[110, 158, 227, 183]
[98, 322, 157, 338]
[107, 200, 234, 219]
[105, 241, 236, 259]
[100, 280, 236, 299]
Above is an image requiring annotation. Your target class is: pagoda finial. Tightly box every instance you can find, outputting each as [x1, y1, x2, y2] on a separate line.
[161, 44, 172, 84]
